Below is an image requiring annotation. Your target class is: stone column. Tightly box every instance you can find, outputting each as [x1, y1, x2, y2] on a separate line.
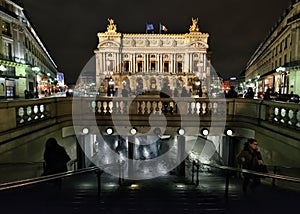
[171, 54, 174, 73]
[128, 136, 135, 178]
[146, 54, 149, 73]
[177, 135, 186, 177]
[173, 54, 176, 73]
[144, 55, 146, 72]
[133, 54, 136, 73]
[159, 54, 162, 73]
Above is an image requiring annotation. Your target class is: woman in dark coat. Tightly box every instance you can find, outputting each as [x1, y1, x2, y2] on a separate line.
[43, 138, 71, 176]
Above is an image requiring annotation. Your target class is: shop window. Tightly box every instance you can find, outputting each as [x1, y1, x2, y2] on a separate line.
[5, 80, 14, 97]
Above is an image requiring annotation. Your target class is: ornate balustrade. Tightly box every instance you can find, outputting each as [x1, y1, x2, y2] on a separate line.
[0, 97, 299, 143]
[89, 96, 225, 116]
[266, 101, 300, 128]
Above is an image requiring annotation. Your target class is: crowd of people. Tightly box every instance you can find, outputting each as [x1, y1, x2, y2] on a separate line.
[224, 85, 299, 102]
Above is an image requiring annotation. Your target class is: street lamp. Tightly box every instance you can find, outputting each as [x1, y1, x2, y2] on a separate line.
[177, 128, 185, 136]
[129, 127, 137, 135]
[106, 127, 114, 135]
[224, 128, 234, 136]
[201, 128, 209, 136]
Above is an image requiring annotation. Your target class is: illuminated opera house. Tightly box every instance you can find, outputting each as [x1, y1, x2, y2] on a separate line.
[77, 18, 222, 97]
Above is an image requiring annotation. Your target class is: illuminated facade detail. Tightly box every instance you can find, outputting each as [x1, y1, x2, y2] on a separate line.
[245, 1, 300, 95]
[93, 18, 214, 96]
[189, 17, 200, 32]
[0, 0, 58, 98]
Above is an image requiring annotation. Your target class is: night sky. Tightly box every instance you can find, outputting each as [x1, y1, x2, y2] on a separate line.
[21, 0, 291, 84]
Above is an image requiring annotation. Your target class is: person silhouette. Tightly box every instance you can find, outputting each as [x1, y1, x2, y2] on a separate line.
[244, 87, 254, 99]
[43, 138, 71, 176]
[226, 86, 238, 98]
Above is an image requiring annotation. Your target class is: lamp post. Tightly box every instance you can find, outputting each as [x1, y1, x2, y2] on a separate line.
[32, 67, 40, 98]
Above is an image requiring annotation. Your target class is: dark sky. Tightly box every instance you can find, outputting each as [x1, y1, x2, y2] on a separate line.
[21, 0, 291, 84]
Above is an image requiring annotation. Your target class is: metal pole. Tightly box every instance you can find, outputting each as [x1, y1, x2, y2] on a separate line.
[118, 161, 122, 185]
[122, 160, 125, 182]
[97, 170, 102, 197]
[272, 166, 277, 187]
[195, 163, 200, 186]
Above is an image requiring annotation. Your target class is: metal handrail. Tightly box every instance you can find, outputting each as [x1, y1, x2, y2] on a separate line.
[204, 163, 300, 183]
[191, 161, 300, 197]
[0, 162, 125, 196]
[0, 158, 77, 167]
[0, 166, 98, 191]
[0, 161, 44, 166]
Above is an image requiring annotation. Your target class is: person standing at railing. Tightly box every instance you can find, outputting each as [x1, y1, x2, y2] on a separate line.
[42, 138, 71, 176]
[244, 87, 254, 99]
[226, 86, 238, 98]
[237, 138, 263, 194]
[263, 87, 272, 100]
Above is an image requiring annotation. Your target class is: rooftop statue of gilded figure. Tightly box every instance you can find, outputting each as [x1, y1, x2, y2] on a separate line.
[189, 17, 199, 32]
[107, 18, 117, 32]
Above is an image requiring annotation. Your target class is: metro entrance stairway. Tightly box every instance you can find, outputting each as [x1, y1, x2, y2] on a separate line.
[1, 171, 300, 214]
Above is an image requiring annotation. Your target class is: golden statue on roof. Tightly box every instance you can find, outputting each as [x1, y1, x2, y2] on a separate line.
[107, 18, 117, 32]
[189, 17, 199, 32]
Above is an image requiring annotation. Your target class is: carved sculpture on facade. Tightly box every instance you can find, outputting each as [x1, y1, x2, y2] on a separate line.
[131, 39, 136, 47]
[189, 17, 199, 32]
[107, 18, 117, 32]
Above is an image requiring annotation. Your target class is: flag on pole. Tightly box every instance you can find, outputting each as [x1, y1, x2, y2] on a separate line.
[160, 23, 168, 33]
[146, 24, 154, 31]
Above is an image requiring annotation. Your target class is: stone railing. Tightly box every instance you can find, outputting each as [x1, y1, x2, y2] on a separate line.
[87, 96, 226, 116]
[266, 101, 300, 129]
[0, 97, 299, 143]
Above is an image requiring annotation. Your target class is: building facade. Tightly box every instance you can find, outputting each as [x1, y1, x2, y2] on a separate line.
[0, 0, 58, 98]
[245, 0, 300, 96]
[78, 18, 222, 97]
